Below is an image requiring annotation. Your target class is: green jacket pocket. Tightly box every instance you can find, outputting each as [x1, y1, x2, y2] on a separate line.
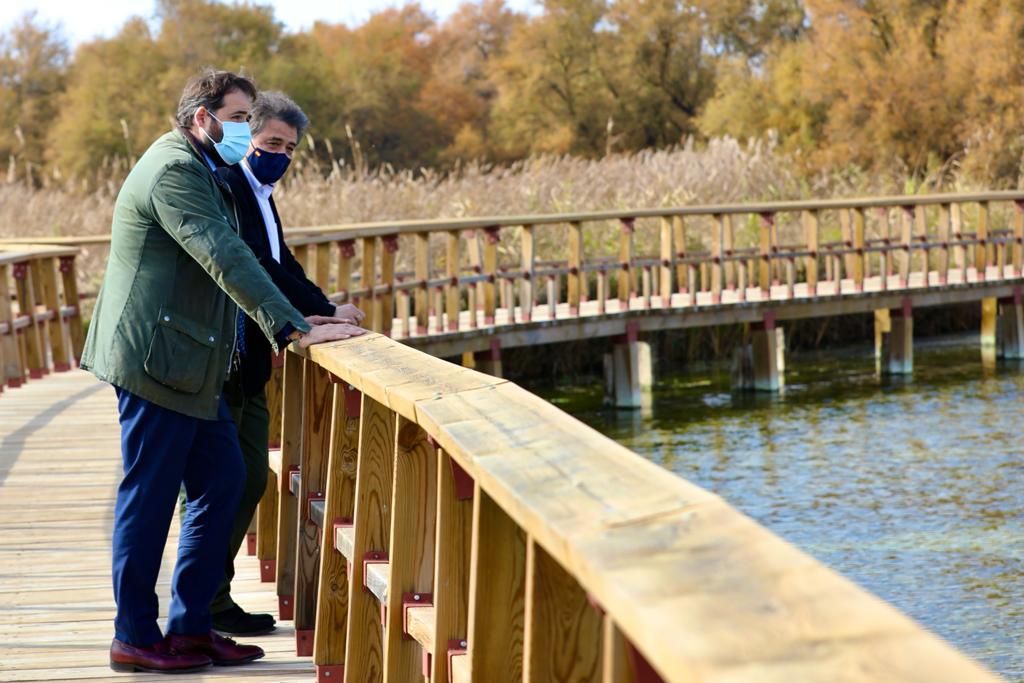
[143, 307, 219, 395]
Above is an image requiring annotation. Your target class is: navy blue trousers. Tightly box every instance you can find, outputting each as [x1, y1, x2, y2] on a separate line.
[111, 387, 244, 646]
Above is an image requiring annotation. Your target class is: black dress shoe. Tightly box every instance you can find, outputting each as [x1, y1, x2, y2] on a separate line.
[211, 605, 276, 636]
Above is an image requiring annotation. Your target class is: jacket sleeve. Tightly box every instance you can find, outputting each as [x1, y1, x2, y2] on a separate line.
[244, 239, 335, 317]
[148, 160, 311, 350]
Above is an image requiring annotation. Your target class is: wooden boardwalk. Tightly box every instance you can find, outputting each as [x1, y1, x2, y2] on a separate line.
[0, 370, 313, 682]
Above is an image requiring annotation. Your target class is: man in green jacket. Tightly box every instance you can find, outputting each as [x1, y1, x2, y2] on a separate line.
[81, 70, 363, 674]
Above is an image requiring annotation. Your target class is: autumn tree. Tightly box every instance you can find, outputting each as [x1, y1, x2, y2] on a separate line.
[0, 13, 68, 184]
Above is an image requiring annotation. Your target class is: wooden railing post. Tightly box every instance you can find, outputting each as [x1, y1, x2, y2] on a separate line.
[275, 351, 306, 621]
[382, 418, 438, 680]
[0, 263, 21, 387]
[482, 227, 500, 325]
[57, 255, 84, 364]
[899, 206, 913, 287]
[938, 204, 951, 284]
[951, 203, 965, 274]
[344, 395, 397, 680]
[721, 213, 735, 291]
[1014, 201, 1024, 277]
[977, 201, 990, 279]
[12, 261, 44, 379]
[430, 451, 473, 683]
[361, 237, 378, 331]
[294, 244, 310, 273]
[853, 208, 866, 291]
[914, 204, 927, 280]
[446, 231, 461, 332]
[618, 218, 635, 306]
[567, 222, 582, 316]
[523, 537, 602, 680]
[315, 242, 332, 293]
[658, 217, 673, 307]
[466, 485, 526, 682]
[758, 212, 774, 292]
[337, 240, 355, 302]
[522, 225, 537, 321]
[672, 216, 687, 299]
[803, 210, 819, 296]
[312, 382, 361, 679]
[415, 233, 430, 335]
[294, 362, 335, 656]
[37, 256, 69, 372]
[710, 215, 724, 303]
[380, 235, 398, 338]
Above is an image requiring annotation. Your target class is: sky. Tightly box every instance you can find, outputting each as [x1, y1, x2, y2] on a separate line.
[0, 0, 539, 46]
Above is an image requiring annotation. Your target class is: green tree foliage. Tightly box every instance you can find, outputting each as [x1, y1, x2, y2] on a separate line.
[5, 0, 1024, 187]
[0, 13, 68, 184]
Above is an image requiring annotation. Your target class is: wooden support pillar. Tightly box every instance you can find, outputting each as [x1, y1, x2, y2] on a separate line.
[997, 288, 1024, 359]
[380, 235, 398, 338]
[522, 224, 537, 321]
[658, 217, 673, 307]
[12, 261, 45, 379]
[603, 323, 652, 409]
[414, 233, 430, 335]
[758, 212, 774, 292]
[473, 339, 502, 378]
[482, 227, 500, 325]
[976, 201, 990, 280]
[981, 297, 998, 349]
[882, 299, 913, 375]
[618, 218, 635, 305]
[360, 237, 377, 332]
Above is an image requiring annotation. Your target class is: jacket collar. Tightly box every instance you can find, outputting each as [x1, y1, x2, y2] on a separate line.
[176, 127, 233, 194]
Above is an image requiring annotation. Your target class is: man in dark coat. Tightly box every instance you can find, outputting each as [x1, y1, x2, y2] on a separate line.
[205, 91, 364, 636]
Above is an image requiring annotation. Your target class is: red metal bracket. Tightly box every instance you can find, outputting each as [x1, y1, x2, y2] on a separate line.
[11, 262, 28, 279]
[753, 309, 776, 332]
[338, 240, 356, 259]
[296, 628, 314, 656]
[271, 350, 285, 368]
[402, 592, 433, 640]
[447, 638, 468, 683]
[620, 217, 636, 234]
[260, 559, 276, 583]
[759, 211, 775, 226]
[382, 234, 400, 253]
[246, 531, 257, 556]
[315, 664, 344, 682]
[343, 382, 361, 418]
[58, 255, 76, 273]
[278, 593, 294, 621]
[448, 457, 474, 501]
[483, 226, 501, 244]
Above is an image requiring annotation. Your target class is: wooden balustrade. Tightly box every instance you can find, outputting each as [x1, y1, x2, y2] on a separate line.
[256, 332, 997, 683]
[265, 192, 1024, 337]
[0, 245, 84, 393]
[4, 192, 1024, 340]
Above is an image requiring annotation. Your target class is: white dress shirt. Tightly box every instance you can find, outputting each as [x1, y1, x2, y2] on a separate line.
[240, 159, 282, 263]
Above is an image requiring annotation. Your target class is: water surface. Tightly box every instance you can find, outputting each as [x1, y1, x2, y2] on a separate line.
[533, 339, 1023, 680]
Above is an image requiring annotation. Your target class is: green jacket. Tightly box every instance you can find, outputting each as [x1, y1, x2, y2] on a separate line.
[81, 129, 310, 419]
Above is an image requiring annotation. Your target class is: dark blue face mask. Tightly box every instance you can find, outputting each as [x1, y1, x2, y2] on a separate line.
[246, 147, 291, 185]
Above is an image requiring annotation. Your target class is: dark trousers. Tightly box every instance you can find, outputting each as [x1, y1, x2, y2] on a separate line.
[112, 387, 244, 646]
[209, 377, 270, 614]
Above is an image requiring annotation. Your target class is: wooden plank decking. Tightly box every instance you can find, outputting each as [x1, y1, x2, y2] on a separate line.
[0, 370, 313, 682]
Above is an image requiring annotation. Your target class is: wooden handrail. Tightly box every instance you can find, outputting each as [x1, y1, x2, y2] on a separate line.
[261, 332, 997, 681]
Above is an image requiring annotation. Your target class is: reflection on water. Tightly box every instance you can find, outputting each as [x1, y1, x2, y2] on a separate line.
[535, 338, 1024, 680]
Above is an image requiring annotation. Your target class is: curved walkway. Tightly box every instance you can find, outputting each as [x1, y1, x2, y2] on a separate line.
[0, 370, 310, 682]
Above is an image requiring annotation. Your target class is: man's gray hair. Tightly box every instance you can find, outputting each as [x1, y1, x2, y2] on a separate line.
[249, 91, 310, 139]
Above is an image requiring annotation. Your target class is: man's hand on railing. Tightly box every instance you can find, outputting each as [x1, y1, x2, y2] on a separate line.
[333, 303, 365, 326]
[297, 322, 366, 349]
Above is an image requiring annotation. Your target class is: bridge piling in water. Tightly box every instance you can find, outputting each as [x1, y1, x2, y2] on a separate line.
[997, 288, 1024, 359]
[603, 323, 652, 408]
[882, 298, 914, 375]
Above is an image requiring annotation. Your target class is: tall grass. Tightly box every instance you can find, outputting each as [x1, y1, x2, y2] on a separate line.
[0, 135, 991, 294]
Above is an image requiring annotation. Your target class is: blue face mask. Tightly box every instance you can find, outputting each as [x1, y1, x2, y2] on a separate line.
[202, 111, 252, 166]
[246, 147, 291, 185]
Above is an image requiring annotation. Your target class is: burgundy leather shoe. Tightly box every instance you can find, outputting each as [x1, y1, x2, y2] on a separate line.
[168, 630, 265, 666]
[109, 638, 212, 673]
